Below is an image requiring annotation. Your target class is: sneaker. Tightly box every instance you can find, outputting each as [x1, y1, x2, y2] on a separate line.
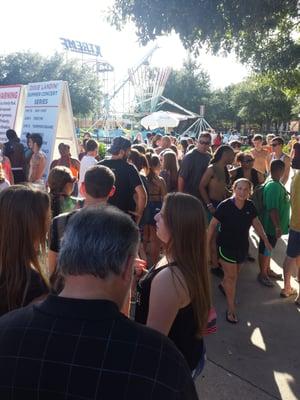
[267, 269, 283, 280]
[257, 274, 274, 287]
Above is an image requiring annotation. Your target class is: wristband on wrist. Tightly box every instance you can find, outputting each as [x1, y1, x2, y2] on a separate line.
[207, 203, 213, 208]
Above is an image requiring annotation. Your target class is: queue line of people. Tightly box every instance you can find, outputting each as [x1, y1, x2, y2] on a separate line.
[0, 128, 299, 398]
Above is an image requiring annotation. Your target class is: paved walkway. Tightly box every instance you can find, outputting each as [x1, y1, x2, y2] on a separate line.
[196, 231, 300, 400]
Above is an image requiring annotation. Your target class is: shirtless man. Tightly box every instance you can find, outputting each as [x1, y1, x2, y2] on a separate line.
[28, 134, 46, 183]
[200, 145, 235, 274]
[200, 145, 235, 214]
[250, 134, 269, 175]
[268, 136, 290, 185]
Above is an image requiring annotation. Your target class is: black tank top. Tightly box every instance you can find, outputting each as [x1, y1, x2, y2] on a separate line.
[135, 262, 204, 370]
[235, 167, 260, 188]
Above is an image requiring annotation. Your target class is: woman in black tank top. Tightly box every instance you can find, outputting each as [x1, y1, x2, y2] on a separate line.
[135, 192, 211, 374]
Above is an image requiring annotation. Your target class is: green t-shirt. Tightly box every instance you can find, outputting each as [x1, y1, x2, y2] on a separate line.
[262, 180, 290, 236]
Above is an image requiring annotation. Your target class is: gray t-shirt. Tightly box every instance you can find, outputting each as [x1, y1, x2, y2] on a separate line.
[179, 149, 211, 198]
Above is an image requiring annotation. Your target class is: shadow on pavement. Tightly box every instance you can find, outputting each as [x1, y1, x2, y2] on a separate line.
[197, 233, 300, 400]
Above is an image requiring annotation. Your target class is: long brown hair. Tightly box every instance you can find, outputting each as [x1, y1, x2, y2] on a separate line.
[163, 192, 211, 337]
[47, 166, 75, 217]
[147, 154, 161, 183]
[161, 150, 178, 190]
[0, 185, 50, 311]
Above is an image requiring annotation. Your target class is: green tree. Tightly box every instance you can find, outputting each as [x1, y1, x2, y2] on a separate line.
[0, 52, 100, 116]
[230, 77, 294, 131]
[110, 0, 299, 73]
[205, 87, 237, 127]
[162, 57, 211, 113]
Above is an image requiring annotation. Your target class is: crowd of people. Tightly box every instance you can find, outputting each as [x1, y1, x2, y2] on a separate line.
[0, 127, 299, 398]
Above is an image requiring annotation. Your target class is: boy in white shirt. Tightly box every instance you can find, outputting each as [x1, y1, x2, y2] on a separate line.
[79, 139, 98, 195]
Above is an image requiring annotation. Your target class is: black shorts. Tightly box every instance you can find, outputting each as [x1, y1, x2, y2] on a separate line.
[258, 234, 277, 255]
[218, 246, 247, 265]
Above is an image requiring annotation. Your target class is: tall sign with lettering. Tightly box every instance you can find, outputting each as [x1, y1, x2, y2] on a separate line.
[60, 37, 102, 57]
[0, 85, 26, 142]
[20, 81, 78, 179]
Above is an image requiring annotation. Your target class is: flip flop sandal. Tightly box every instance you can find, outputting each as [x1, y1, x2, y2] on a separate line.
[226, 311, 238, 324]
[280, 288, 297, 298]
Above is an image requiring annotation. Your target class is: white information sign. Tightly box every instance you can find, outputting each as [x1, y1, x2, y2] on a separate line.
[0, 85, 25, 143]
[20, 81, 78, 179]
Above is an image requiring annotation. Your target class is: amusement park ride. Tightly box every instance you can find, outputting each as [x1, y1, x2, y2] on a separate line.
[60, 38, 212, 137]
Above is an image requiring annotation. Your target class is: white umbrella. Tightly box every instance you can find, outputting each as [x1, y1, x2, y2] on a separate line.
[141, 111, 182, 130]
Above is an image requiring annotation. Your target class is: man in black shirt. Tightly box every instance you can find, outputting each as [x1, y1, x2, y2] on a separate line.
[3, 129, 26, 183]
[99, 136, 147, 224]
[0, 207, 197, 400]
[178, 132, 212, 198]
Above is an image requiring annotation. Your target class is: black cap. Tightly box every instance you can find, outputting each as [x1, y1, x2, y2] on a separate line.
[108, 136, 131, 154]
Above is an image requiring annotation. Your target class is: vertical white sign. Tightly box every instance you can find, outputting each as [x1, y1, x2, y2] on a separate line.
[20, 80, 78, 179]
[0, 85, 23, 143]
[20, 81, 63, 178]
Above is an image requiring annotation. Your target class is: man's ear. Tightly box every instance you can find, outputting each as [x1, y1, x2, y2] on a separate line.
[119, 149, 125, 158]
[108, 185, 116, 198]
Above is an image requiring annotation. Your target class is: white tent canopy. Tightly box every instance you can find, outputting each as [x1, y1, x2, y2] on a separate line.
[140, 110, 189, 130]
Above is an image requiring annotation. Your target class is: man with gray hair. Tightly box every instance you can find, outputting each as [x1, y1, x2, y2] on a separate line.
[0, 207, 197, 399]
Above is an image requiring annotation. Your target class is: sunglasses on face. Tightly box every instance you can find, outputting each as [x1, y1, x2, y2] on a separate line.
[243, 159, 254, 163]
[271, 143, 279, 147]
[199, 141, 211, 145]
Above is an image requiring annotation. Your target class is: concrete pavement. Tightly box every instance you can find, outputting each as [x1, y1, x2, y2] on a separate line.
[196, 230, 300, 400]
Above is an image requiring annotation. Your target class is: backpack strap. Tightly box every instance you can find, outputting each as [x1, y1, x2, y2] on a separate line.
[56, 210, 78, 248]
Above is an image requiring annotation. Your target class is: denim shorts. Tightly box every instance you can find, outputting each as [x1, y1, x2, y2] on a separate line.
[286, 230, 300, 258]
[258, 234, 277, 255]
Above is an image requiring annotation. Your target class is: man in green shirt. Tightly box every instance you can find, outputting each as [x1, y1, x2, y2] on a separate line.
[258, 160, 290, 287]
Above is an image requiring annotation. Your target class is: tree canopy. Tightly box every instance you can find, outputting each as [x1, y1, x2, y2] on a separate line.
[110, 0, 299, 73]
[230, 77, 294, 130]
[160, 58, 296, 131]
[0, 52, 100, 116]
[163, 57, 210, 113]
